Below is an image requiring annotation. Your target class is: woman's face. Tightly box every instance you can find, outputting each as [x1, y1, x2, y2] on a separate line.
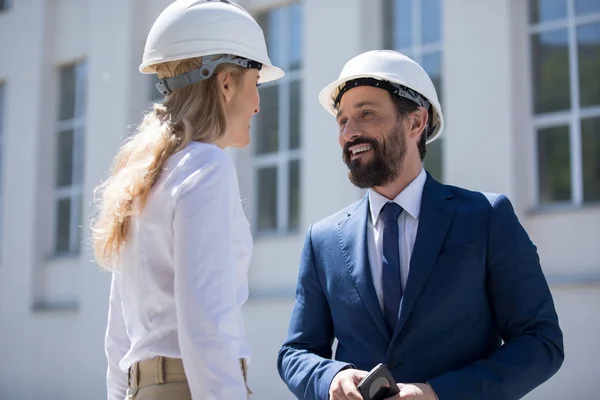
[220, 68, 261, 148]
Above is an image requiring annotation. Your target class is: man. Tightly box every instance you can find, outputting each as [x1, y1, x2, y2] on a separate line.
[277, 50, 564, 400]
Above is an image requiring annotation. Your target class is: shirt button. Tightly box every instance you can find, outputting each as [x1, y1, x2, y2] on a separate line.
[387, 359, 399, 369]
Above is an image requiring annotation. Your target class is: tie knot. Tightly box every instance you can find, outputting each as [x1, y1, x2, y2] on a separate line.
[381, 202, 403, 223]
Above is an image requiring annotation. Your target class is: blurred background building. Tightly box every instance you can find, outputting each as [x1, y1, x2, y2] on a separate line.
[0, 0, 599, 399]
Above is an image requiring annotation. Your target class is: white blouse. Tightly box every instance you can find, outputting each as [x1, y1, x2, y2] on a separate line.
[104, 142, 252, 400]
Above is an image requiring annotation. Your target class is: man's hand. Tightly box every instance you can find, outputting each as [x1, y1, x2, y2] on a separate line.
[385, 383, 438, 399]
[328, 368, 369, 400]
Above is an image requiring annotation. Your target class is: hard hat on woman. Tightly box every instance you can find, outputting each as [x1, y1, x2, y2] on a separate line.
[140, 0, 284, 95]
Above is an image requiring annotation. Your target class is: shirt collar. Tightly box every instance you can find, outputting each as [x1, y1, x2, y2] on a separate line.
[368, 168, 427, 224]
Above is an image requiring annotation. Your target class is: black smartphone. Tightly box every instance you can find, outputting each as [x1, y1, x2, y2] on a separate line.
[357, 363, 400, 400]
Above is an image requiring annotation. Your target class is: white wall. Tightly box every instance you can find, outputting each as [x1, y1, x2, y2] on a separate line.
[0, 2, 50, 398]
[0, 1, 140, 398]
[444, 0, 516, 197]
[525, 285, 600, 399]
[243, 300, 296, 399]
[0, 0, 598, 399]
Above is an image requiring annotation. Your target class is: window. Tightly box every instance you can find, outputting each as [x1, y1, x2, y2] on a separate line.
[0, 0, 11, 12]
[54, 62, 87, 255]
[383, 0, 444, 182]
[530, 0, 600, 205]
[253, 2, 302, 233]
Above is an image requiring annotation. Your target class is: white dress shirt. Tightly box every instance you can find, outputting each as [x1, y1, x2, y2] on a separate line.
[105, 142, 252, 400]
[366, 168, 427, 311]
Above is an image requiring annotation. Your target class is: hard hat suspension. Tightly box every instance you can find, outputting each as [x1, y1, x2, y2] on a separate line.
[333, 77, 436, 138]
[333, 77, 430, 111]
[155, 54, 263, 96]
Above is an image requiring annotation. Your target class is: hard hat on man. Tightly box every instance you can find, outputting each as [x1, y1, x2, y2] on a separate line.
[319, 50, 443, 143]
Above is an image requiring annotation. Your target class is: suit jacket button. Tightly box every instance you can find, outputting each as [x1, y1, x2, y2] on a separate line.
[387, 359, 398, 369]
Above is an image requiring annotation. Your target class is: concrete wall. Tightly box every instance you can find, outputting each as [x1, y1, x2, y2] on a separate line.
[0, 0, 597, 399]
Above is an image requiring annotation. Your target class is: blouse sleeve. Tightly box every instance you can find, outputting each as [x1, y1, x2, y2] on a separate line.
[172, 151, 247, 399]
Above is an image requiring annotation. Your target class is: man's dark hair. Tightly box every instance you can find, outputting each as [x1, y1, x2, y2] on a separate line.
[390, 93, 427, 161]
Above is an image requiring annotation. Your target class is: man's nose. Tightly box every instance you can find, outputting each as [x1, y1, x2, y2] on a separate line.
[341, 119, 361, 143]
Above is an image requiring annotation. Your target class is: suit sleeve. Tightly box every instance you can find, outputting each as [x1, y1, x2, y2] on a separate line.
[277, 226, 353, 400]
[428, 195, 564, 400]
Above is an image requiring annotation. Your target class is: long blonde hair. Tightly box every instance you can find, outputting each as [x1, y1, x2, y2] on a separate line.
[92, 57, 245, 270]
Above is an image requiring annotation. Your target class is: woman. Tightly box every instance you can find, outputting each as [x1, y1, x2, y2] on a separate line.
[92, 1, 284, 399]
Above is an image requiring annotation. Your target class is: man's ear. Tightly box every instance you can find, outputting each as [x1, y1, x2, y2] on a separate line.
[409, 107, 429, 140]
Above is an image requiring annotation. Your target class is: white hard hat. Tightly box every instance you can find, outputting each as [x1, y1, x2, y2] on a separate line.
[140, 0, 284, 85]
[318, 50, 444, 143]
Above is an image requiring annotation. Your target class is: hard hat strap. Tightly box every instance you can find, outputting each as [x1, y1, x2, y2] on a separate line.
[155, 54, 263, 96]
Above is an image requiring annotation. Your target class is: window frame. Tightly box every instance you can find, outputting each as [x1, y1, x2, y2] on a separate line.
[529, 0, 600, 207]
[382, 0, 445, 181]
[252, 2, 303, 235]
[53, 61, 87, 256]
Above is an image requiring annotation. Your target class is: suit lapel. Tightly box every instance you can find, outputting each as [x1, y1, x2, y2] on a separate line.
[393, 174, 456, 338]
[338, 195, 391, 342]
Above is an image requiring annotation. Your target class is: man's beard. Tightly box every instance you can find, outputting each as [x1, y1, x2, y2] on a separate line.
[342, 124, 407, 189]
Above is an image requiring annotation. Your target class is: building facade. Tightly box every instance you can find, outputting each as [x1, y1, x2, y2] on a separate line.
[0, 0, 598, 398]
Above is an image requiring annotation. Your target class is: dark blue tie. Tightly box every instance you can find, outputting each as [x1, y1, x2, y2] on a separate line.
[381, 202, 403, 333]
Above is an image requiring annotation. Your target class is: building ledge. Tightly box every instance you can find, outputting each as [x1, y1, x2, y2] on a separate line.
[528, 202, 600, 216]
[32, 300, 79, 312]
[249, 287, 296, 300]
[546, 273, 600, 287]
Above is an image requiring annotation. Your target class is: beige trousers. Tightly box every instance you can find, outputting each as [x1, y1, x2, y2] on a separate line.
[126, 356, 251, 400]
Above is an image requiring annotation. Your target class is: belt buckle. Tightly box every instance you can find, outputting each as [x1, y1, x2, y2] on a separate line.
[126, 386, 138, 399]
[127, 365, 139, 399]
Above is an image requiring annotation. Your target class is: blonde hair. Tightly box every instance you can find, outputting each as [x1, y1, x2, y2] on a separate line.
[92, 57, 245, 270]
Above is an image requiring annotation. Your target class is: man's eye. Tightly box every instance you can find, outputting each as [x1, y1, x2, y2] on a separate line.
[338, 119, 348, 127]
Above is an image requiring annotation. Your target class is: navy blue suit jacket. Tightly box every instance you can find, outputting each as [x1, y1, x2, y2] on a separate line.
[277, 174, 563, 400]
